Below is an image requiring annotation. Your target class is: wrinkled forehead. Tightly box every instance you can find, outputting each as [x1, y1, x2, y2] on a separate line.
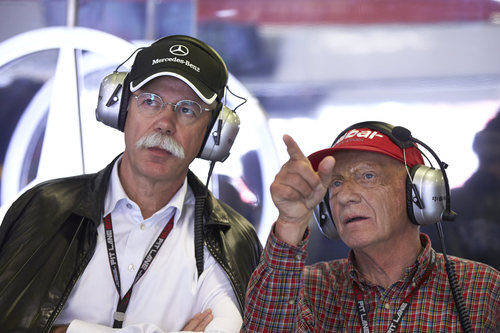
[332, 150, 406, 173]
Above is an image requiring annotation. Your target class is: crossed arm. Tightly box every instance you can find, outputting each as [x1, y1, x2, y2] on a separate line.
[51, 311, 213, 333]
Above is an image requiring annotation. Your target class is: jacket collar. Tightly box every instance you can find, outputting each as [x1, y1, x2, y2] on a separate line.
[72, 156, 230, 231]
[73, 155, 120, 224]
[187, 170, 231, 230]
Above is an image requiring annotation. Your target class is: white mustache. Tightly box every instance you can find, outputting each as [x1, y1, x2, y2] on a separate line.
[136, 132, 185, 159]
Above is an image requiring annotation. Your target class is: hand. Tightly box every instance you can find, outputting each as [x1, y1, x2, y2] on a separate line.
[50, 325, 68, 333]
[182, 309, 213, 331]
[271, 135, 335, 245]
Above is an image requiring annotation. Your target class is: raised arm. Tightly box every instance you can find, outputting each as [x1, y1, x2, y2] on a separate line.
[271, 134, 335, 245]
[242, 135, 334, 333]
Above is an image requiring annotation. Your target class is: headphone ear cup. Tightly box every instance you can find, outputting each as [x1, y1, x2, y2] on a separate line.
[198, 106, 240, 162]
[406, 165, 447, 225]
[95, 72, 129, 131]
[406, 166, 420, 225]
[312, 194, 338, 239]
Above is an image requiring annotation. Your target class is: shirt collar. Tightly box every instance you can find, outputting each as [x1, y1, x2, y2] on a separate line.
[104, 157, 188, 224]
[410, 233, 436, 282]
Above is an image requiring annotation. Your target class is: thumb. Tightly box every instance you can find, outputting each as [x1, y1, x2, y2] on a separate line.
[316, 155, 335, 190]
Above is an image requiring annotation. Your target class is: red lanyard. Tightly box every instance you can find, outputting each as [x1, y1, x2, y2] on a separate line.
[352, 255, 435, 333]
[103, 212, 175, 328]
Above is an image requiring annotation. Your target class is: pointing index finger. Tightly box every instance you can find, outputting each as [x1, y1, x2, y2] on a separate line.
[283, 134, 307, 161]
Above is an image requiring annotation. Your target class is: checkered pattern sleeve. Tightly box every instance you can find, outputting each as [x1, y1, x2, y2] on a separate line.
[241, 224, 312, 332]
[241, 230, 500, 332]
[444, 255, 500, 332]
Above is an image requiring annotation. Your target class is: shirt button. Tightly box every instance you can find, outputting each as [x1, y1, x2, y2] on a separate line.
[296, 254, 302, 260]
[412, 282, 417, 288]
[288, 299, 295, 305]
[140, 223, 146, 230]
[384, 303, 390, 310]
[126, 203, 132, 209]
[128, 264, 135, 272]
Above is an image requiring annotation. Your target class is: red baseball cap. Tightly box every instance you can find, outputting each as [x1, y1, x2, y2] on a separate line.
[308, 127, 424, 171]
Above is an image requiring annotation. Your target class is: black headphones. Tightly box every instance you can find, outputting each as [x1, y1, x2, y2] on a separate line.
[313, 121, 456, 239]
[95, 35, 240, 162]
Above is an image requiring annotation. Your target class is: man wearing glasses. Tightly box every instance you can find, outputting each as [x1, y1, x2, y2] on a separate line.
[0, 35, 262, 333]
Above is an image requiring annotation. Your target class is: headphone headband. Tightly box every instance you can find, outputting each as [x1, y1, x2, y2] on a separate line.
[333, 121, 414, 149]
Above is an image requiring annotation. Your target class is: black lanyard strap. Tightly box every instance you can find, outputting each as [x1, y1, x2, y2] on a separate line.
[353, 257, 435, 333]
[104, 212, 175, 328]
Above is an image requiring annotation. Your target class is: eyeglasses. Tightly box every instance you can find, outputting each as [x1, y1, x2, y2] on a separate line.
[132, 92, 212, 125]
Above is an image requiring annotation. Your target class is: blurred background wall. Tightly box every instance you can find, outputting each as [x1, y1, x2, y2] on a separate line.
[0, 0, 499, 268]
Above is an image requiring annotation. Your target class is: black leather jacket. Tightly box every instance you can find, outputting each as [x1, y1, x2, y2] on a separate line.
[0, 158, 262, 333]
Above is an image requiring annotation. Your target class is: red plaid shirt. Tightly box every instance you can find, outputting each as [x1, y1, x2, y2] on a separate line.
[242, 226, 500, 332]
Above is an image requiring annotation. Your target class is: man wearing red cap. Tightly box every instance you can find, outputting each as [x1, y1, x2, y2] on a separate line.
[0, 35, 261, 333]
[242, 122, 499, 332]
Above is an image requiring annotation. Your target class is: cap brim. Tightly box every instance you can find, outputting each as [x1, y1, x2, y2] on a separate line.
[308, 145, 405, 171]
[130, 70, 218, 105]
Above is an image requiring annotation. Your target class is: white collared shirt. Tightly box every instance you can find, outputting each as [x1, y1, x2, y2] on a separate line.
[55, 160, 242, 333]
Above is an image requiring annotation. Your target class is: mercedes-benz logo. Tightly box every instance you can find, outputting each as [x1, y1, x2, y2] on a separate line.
[169, 44, 189, 56]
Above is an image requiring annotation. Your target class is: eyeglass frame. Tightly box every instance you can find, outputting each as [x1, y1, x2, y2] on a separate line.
[131, 92, 214, 123]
